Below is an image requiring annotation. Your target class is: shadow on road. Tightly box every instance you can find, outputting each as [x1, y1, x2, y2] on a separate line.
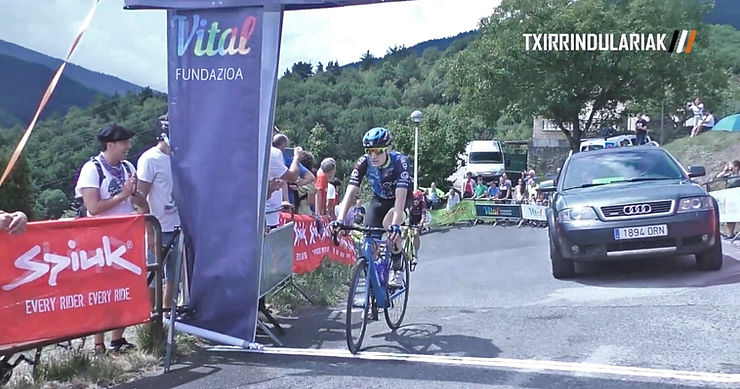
[365, 322, 502, 358]
[572, 253, 740, 288]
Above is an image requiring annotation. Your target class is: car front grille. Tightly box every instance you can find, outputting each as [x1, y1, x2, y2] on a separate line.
[600, 200, 673, 219]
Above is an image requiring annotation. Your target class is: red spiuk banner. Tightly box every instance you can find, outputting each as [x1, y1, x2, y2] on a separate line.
[0, 215, 151, 351]
[279, 213, 356, 273]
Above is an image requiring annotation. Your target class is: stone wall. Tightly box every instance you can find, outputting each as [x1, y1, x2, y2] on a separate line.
[528, 136, 571, 175]
[529, 117, 571, 175]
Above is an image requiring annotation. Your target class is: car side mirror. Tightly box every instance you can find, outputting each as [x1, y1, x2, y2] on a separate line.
[460, 160, 466, 167]
[539, 180, 556, 192]
[688, 165, 706, 178]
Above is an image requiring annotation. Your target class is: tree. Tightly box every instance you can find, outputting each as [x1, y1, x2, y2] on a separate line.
[360, 50, 376, 71]
[390, 106, 469, 191]
[291, 61, 314, 80]
[0, 148, 35, 219]
[447, 0, 730, 151]
[35, 188, 69, 219]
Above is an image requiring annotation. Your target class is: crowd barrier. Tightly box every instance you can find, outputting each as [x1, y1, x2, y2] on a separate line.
[428, 199, 548, 227]
[0, 215, 165, 383]
[277, 212, 356, 273]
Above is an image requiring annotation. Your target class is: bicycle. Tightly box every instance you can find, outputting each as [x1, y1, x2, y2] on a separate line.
[332, 224, 413, 354]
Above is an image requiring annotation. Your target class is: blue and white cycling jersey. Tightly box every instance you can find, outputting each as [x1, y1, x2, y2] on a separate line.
[348, 151, 412, 199]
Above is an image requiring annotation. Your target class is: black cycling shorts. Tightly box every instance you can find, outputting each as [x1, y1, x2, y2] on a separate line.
[366, 194, 412, 229]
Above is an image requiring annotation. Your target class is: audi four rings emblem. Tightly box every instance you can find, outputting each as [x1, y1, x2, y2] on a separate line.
[623, 204, 651, 215]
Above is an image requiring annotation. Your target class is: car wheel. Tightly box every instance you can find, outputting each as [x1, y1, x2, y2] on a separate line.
[696, 238, 723, 271]
[550, 235, 575, 279]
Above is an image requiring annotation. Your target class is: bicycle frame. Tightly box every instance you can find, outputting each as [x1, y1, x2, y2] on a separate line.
[357, 233, 410, 309]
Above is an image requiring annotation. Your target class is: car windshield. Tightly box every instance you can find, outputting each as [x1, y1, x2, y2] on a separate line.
[469, 151, 503, 163]
[562, 150, 685, 190]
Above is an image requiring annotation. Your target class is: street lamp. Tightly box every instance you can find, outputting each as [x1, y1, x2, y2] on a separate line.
[410, 110, 423, 192]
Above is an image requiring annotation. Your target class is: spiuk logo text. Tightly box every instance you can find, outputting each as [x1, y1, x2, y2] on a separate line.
[2, 236, 142, 291]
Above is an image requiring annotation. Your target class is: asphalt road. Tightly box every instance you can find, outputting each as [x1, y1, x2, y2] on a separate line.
[117, 225, 740, 389]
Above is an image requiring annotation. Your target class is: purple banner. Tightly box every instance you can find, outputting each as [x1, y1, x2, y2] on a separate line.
[167, 7, 263, 339]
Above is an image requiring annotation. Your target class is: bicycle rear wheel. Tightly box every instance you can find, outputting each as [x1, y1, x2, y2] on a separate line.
[384, 255, 409, 330]
[346, 258, 369, 354]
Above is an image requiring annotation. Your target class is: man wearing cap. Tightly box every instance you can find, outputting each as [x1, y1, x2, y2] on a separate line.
[136, 114, 181, 314]
[74, 124, 143, 353]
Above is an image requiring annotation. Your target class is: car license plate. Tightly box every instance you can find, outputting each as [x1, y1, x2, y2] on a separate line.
[614, 224, 668, 240]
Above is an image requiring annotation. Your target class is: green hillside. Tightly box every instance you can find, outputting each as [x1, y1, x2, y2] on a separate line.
[663, 131, 740, 187]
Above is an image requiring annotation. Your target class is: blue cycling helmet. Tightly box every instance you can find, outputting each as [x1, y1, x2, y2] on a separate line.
[362, 127, 392, 148]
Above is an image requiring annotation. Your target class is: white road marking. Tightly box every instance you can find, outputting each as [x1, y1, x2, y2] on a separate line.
[208, 346, 740, 385]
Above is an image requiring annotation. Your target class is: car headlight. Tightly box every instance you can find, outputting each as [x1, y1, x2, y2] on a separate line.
[677, 197, 714, 213]
[558, 206, 598, 221]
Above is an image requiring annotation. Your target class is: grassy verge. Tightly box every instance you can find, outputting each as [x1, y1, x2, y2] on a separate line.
[5, 325, 203, 389]
[268, 258, 353, 313]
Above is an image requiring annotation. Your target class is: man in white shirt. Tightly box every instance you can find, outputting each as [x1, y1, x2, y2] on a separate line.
[75, 124, 144, 353]
[446, 188, 460, 210]
[137, 114, 182, 313]
[265, 145, 304, 230]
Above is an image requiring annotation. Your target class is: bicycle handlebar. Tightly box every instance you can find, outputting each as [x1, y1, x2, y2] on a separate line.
[330, 224, 388, 246]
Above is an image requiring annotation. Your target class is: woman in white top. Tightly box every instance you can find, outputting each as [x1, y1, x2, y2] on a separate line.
[513, 178, 526, 204]
[688, 98, 705, 137]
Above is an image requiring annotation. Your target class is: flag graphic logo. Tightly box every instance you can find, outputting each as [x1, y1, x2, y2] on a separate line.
[667, 30, 697, 53]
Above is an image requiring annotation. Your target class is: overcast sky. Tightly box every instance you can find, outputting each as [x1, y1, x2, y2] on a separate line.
[2, 0, 499, 91]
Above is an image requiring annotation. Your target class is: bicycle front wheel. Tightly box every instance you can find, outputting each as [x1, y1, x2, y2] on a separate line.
[346, 258, 369, 354]
[384, 255, 410, 330]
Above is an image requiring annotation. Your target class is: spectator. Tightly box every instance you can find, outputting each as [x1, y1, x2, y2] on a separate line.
[688, 98, 704, 138]
[136, 114, 181, 314]
[266, 143, 303, 231]
[461, 172, 475, 199]
[314, 158, 337, 217]
[717, 160, 740, 239]
[0, 210, 27, 234]
[635, 113, 649, 145]
[498, 173, 512, 202]
[700, 110, 715, 133]
[273, 134, 315, 207]
[75, 124, 143, 354]
[295, 151, 317, 215]
[427, 182, 441, 209]
[486, 181, 500, 200]
[446, 188, 460, 210]
[527, 178, 539, 203]
[327, 177, 342, 220]
[514, 178, 527, 204]
[474, 176, 487, 199]
[348, 199, 366, 225]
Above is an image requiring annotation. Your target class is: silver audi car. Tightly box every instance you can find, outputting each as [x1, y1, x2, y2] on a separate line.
[542, 145, 723, 279]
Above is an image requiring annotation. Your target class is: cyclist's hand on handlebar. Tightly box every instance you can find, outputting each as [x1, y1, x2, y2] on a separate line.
[388, 224, 402, 242]
[329, 220, 344, 232]
[329, 220, 344, 245]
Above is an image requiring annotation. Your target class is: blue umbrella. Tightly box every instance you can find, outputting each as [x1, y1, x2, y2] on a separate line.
[711, 114, 740, 132]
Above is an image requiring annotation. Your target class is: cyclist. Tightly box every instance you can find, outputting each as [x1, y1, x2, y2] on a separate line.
[407, 190, 427, 267]
[332, 127, 412, 288]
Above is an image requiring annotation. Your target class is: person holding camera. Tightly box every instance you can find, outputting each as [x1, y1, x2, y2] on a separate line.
[635, 113, 649, 145]
[687, 98, 704, 138]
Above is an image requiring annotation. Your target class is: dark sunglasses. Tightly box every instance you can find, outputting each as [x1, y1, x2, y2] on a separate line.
[365, 147, 388, 155]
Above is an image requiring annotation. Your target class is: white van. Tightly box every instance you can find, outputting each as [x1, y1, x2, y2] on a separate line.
[461, 140, 506, 181]
[579, 138, 607, 152]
